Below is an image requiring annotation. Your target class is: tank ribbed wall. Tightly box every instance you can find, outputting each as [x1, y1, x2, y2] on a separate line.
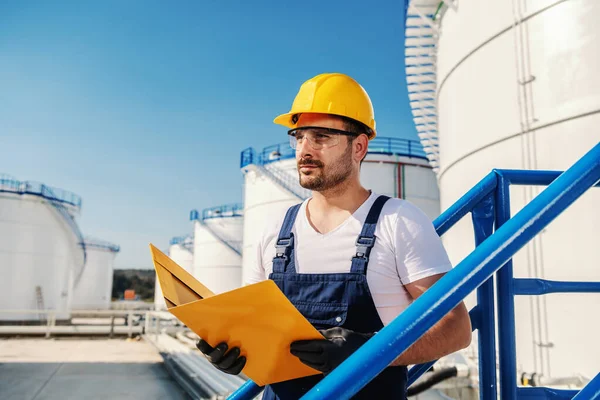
[193, 216, 243, 294]
[435, 0, 600, 379]
[71, 240, 119, 310]
[0, 192, 81, 321]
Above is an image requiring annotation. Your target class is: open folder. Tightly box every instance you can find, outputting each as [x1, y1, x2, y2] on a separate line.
[149, 244, 324, 386]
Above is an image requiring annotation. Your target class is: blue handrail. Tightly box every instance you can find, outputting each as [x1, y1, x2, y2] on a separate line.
[190, 204, 244, 222]
[169, 235, 194, 252]
[240, 137, 427, 169]
[83, 237, 120, 252]
[0, 176, 82, 208]
[228, 142, 600, 400]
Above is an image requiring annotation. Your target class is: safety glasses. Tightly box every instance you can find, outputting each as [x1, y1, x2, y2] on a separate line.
[288, 126, 357, 150]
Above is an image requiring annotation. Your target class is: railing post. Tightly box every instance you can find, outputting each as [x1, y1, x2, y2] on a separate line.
[494, 173, 518, 400]
[471, 194, 498, 400]
[110, 315, 115, 338]
[408, 140, 412, 156]
[128, 311, 133, 338]
[45, 311, 53, 339]
[144, 311, 150, 334]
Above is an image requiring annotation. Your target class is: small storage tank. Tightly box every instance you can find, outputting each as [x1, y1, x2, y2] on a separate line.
[154, 235, 194, 310]
[405, 0, 600, 379]
[71, 238, 120, 310]
[0, 174, 86, 321]
[190, 205, 243, 294]
[240, 137, 438, 284]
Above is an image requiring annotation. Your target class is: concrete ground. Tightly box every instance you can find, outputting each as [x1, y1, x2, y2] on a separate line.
[0, 337, 189, 400]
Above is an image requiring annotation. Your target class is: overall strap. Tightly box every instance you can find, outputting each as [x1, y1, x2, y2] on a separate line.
[272, 204, 302, 274]
[350, 195, 390, 274]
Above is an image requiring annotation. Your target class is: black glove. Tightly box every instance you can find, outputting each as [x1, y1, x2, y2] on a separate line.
[290, 327, 375, 374]
[196, 339, 246, 375]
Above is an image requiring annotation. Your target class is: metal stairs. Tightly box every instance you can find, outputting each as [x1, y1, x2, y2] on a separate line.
[260, 163, 311, 201]
[190, 206, 244, 257]
[41, 185, 87, 285]
[201, 221, 242, 256]
[405, 0, 448, 174]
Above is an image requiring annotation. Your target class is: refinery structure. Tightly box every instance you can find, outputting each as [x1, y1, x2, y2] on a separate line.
[0, 175, 119, 321]
[405, 0, 600, 386]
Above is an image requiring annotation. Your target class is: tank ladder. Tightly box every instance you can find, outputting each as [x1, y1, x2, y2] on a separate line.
[259, 163, 311, 201]
[35, 285, 45, 321]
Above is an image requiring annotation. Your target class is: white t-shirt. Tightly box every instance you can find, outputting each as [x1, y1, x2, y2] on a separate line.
[246, 192, 453, 326]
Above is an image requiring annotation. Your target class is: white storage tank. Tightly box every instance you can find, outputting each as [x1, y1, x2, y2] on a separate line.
[154, 235, 194, 310]
[71, 238, 120, 310]
[190, 205, 243, 294]
[406, 0, 600, 379]
[240, 137, 439, 284]
[0, 175, 86, 321]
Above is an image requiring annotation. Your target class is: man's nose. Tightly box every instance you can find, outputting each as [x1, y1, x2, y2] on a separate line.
[296, 136, 313, 158]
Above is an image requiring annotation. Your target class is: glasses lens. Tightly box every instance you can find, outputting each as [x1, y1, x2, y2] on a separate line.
[289, 133, 298, 150]
[289, 128, 340, 150]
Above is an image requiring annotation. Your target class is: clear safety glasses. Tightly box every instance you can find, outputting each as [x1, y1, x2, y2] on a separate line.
[288, 126, 357, 150]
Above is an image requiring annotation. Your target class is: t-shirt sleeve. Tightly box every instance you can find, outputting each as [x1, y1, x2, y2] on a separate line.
[244, 232, 268, 285]
[393, 201, 453, 284]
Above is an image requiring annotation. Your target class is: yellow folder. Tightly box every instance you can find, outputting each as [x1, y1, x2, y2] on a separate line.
[149, 243, 323, 386]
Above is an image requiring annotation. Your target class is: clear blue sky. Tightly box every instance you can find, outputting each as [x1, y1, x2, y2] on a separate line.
[0, 0, 415, 269]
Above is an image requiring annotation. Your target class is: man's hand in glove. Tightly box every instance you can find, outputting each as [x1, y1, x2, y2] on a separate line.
[196, 339, 246, 375]
[290, 327, 375, 374]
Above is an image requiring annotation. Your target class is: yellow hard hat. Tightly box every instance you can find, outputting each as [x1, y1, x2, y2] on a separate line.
[274, 73, 376, 139]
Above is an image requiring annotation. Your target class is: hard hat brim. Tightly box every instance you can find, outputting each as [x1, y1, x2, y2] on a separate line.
[274, 111, 377, 139]
[273, 112, 296, 129]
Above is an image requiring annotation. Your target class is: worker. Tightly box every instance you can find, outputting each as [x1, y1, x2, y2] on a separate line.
[196, 73, 472, 399]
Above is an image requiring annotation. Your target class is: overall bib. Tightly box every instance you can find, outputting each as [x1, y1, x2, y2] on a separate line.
[262, 195, 408, 400]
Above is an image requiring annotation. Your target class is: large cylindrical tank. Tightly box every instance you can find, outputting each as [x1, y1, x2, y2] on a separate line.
[154, 236, 194, 310]
[71, 238, 120, 310]
[0, 175, 86, 321]
[407, 0, 600, 379]
[190, 205, 243, 294]
[240, 138, 439, 285]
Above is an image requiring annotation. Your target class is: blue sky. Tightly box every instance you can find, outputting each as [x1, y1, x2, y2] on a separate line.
[0, 0, 415, 269]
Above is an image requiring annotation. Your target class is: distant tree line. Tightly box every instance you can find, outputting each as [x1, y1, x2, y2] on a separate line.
[112, 269, 155, 301]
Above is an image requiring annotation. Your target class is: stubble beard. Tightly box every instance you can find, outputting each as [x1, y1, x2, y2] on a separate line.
[297, 144, 353, 192]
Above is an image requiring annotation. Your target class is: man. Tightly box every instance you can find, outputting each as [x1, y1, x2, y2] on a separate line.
[197, 73, 472, 399]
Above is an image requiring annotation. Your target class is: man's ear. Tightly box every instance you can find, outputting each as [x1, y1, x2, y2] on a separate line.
[353, 134, 369, 163]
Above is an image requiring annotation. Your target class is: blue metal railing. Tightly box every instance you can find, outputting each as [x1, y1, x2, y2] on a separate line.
[228, 142, 600, 400]
[82, 237, 120, 252]
[0, 176, 83, 208]
[190, 204, 244, 222]
[169, 235, 194, 252]
[240, 137, 427, 169]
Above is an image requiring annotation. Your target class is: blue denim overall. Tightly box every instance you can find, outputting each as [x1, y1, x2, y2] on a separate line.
[263, 195, 408, 399]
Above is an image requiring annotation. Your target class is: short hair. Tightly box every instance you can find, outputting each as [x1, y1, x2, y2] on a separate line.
[339, 115, 373, 139]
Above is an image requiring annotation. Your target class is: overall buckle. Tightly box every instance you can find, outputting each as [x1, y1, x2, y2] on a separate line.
[354, 236, 376, 259]
[275, 237, 293, 259]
